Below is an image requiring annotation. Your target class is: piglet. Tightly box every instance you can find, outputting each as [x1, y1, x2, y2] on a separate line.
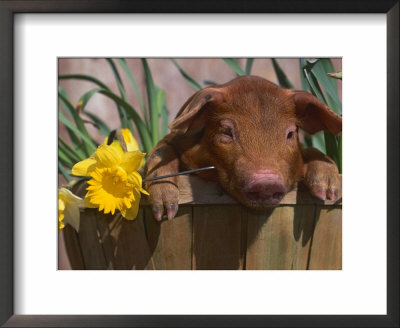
[145, 76, 341, 221]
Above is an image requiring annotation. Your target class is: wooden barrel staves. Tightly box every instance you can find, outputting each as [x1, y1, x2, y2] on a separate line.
[63, 175, 342, 270]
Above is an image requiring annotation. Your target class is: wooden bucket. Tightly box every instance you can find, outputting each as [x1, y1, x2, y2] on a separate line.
[63, 175, 342, 270]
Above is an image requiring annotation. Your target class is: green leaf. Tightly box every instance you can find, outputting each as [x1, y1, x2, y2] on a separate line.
[271, 58, 294, 89]
[59, 73, 128, 129]
[84, 111, 111, 137]
[115, 58, 147, 122]
[299, 58, 311, 92]
[223, 58, 246, 76]
[303, 133, 313, 148]
[203, 80, 218, 86]
[70, 86, 152, 152]
[311, 131, 326, 154]
[58, 109, 97, 153]
[309, 59, 342, 114]
[106, 58, 127, 100]
[337, 135, 342, 173]
[142, 59, 159, 146]
[161, 103, 169, 138]
[328, 72, 342, 80]
[171, 59, 202, 91]
[58, 137, 84, 163]
[245, 58, 254, 75]
[106, 58, 129, 129]
[58, 91, 97, 155]
[58, 87, 86, 155]
[303, 67, 326, 102]
[58, 162, 72, 182]
[155, 89, 166, 115]
[77, 88, 101, 112]
[154, 89, 169, 137]
[58, 147, 74, 169]
[97, 89, 153, 153]
[302, 62, 341, 167]
[59, 92, 97, 150]
[61, 127, 87, 159]
[306, 59, 318, 66]
[272, 58, 294, 88]
[58, 74, 109, 90]
[75, 88, 111, 136]
[324, 131, 339, 169]
[319, 59, 338, 92]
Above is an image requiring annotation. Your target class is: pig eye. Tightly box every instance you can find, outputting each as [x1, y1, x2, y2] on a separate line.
[221, 127, 233, 138]
[218, 120, 235, 143]
[286, 127, 297, 141]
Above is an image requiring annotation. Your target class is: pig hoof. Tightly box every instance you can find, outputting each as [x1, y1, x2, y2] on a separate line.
[147, 183, 179, 221]
[152, 205, 163, 221]
[166, 203, 179, 220]
[309, 185, 339, 201]
[304, 162, 341, 201]
[152, 202, 179, 221]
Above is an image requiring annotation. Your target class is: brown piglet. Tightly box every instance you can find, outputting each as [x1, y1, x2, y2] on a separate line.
[144, 76, 342, 221]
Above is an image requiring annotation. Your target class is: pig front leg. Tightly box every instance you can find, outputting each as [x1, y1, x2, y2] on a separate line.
[144, 141, 180, 221]
[302, 147, 341, 201]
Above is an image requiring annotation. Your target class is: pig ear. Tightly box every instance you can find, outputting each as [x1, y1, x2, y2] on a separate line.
[292, 91, 342, 136]
[169, 88, 224, 134]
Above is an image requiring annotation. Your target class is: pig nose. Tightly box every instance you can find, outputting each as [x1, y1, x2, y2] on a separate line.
[244, 171, 287, 205]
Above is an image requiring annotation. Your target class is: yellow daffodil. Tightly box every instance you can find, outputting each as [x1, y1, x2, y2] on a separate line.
[72, 129, 148, 220]
[58, 188, 84, 232]
[104, 128, 140, 152]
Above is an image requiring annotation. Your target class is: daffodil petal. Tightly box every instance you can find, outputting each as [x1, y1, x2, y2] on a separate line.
[95, 144, 123, 167]
[58, 214, 65, 232]
[109, 141, 124, 153]
[139, 187, 149, 196]
[121, 151, 145, 173]
[110, 202, 116, 215]
[71, 157, 98, 176]
[127, 171, 143, 187]
[84, 195, 98, 208]
[63, 202, 81, 232]
[58, 198, 65, 212]
[120, 189, 141, 220]
[60, 188, 84, 205]
[122, 129, 140, 152]
[123, 197, 132, 208]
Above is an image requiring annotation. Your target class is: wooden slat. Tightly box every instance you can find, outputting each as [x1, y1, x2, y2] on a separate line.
[141, 175, 342, 206]
[77, 209, 108, 270]
[291, 206, 318, 269]
[62, 225, 85, 270]
[94, 212, 119, 270]
[106, 209, 154, 270]
[145, 206, 192, 270]
[245, 206, 316, 270]
[92, 208, 154, 270]
[308, 207, 342, 270]
[192, 205, 244, 270]
[65, 177, 342, 271]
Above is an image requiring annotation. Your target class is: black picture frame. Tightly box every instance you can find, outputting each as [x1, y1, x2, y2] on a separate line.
[1, 1, 398, 327]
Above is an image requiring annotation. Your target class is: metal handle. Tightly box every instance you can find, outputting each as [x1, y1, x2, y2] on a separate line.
[143, 166, 216, 182]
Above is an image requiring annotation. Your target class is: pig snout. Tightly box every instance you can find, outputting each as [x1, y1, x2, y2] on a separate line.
[243, 170, 287, 206]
